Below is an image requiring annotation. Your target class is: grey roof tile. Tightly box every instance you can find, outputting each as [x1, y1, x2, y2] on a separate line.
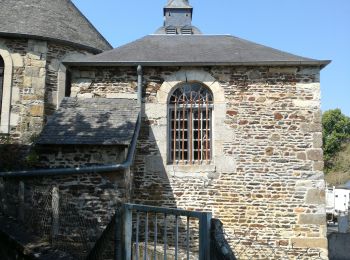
[0, 0, 112, 52]
[37, 98, 139, 145]
[66, 35, 330, 67]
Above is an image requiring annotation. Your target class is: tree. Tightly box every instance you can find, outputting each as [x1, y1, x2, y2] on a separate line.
[322, 109, 350, 169]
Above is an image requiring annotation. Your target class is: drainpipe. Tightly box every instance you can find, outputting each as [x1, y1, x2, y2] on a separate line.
[137, 65, 142, 107]
[0, 65, 143, 178]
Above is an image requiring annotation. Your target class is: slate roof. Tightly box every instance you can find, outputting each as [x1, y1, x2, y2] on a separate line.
[165, 0, 192, 9]
[0, 0, 112, 53]
[37, 98, 139, 145]
[65, 35, 330, 67]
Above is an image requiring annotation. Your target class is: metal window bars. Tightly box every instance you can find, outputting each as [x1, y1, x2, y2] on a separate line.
[169, 83, 213, 165]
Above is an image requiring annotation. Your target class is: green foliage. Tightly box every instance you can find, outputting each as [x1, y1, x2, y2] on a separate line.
[322, 109, 350, 170]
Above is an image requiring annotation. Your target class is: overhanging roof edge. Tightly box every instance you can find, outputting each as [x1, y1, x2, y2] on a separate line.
[64, 60, 332, 68]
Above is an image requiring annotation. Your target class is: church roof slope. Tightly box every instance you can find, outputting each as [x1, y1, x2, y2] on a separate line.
[66, 35, 330, 67]
[37, 98, 139, 145]
[0, 0, 112, 52]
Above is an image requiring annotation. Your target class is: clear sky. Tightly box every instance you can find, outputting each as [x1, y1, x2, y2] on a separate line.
[73, 0, 350, 116]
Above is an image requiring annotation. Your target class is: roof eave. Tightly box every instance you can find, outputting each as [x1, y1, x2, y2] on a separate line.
[64, 60, 332, 69]
[0, 32, 108, 54]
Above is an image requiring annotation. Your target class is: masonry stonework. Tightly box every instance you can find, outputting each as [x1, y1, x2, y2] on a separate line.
[0, 38, 92, 143]
[70, 65, 327, 258]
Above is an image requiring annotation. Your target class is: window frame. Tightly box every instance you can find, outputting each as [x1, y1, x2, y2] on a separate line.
[167, 82, 214, 165]
[0, 56, 4, 119]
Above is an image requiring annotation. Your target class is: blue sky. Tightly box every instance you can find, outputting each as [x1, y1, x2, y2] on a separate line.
[73, 0, 350, 116]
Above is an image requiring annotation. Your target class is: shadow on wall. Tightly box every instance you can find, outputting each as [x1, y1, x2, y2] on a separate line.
[131, 114, 216, 256]
[0, 142, 33, 171]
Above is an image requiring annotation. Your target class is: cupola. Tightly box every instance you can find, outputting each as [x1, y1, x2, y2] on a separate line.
[156, 0, 201, 35]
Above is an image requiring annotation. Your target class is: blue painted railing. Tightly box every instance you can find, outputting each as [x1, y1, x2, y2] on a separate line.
[115, 203, 212, 260]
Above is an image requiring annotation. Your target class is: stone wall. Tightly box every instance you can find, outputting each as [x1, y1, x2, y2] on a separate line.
[0, 37, 91, 144]
[71, 65, 328, 258]
[37, 144, 126, 169]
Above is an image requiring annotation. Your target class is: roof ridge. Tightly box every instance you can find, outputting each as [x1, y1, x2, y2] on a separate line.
[68, 0, 112, 50]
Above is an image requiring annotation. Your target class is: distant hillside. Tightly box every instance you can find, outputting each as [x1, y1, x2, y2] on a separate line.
[325, 141, 350, 186]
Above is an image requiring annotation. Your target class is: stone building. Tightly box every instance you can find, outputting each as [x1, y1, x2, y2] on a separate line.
[0, 0, 331, 258]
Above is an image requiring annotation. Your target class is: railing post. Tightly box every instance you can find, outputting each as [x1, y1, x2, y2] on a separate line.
[52, 186, 59, 239]
[122, 204, 132, 260]
[199, 212, 212, 260]
[18, 181, 24, 222]
[115, 208, 122, 260]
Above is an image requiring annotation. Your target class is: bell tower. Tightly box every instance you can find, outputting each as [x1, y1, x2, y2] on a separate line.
[163, 0, 196, 34]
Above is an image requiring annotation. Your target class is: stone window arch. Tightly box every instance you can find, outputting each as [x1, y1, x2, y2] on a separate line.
[168, 82, 213, 164]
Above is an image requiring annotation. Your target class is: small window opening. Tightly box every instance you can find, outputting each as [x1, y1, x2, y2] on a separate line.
[65, 69, 72, 97]
[169, 83, 213, 165]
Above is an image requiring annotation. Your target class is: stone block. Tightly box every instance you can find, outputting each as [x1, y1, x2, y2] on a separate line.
[313, 161, 324, 171]
[145, 103, 167, 119]
[269, 67, 297, 74]
[11, 53, 23, 67]
[290, 238, 327, 249]
[270, 133, 280, 141]
[307, 149, 323, 161]
[313, 133, 323, 148]
[298, 214, 325, 225]
[216, 155, 236, 173]
[11, 87, 20, 102]
[29, 105, 44, 117]
[300, 123, 322, 133]
[293, 100, 319, 108]
[296, 152, 306, 160]
[305, 189, 325, 204]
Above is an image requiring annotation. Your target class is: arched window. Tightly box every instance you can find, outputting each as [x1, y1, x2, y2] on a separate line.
[169, 82, 213, 164]
[0, 56, 4, 122]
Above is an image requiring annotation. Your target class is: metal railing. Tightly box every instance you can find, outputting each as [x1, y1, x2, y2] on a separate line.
[116, 203, 212, 260]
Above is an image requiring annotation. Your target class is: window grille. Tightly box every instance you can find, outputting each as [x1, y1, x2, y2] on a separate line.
[0, 56, 4, 118]
[169, 83, 213, 164]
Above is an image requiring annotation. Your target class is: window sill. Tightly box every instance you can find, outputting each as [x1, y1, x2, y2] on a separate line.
[165, 163, 215, 175]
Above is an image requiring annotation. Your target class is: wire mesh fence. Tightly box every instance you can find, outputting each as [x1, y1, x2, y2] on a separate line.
[0, 178, 113, 259]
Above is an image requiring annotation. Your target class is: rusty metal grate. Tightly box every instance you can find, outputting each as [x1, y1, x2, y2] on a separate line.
[169, 83, 213, 165]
